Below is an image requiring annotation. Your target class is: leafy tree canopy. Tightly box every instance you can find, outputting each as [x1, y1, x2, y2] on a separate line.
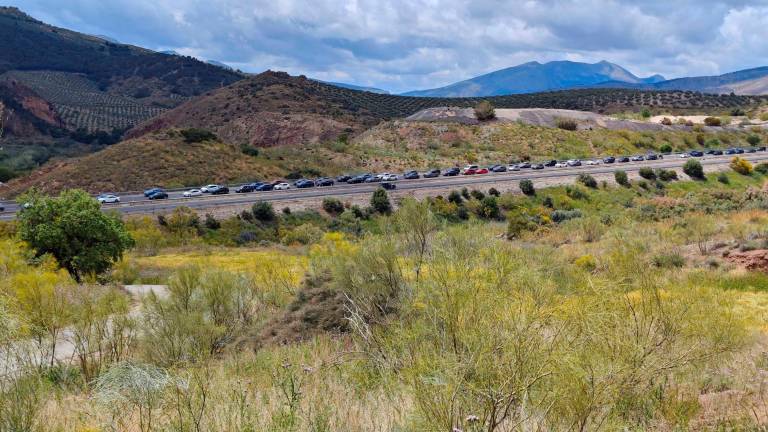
[17, 189, 134, 281]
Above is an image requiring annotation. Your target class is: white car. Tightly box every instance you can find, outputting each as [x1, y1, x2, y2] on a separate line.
[678, 153, 690, 158]
[274, 182, 291, 190]
[508, 164, 520, 171]
[585, 159, 600, 166]
[381, 174, 398, 181]
[555, 162, 568, 168]
[200, 184, 219, 193]
[183, 189, 202, 197]
[97, 194, 120, 204]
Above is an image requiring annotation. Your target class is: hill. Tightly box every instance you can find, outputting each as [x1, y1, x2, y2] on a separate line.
[402, 60, 665, 97]
[6, 111, 764, 196]
[129, 70, 766, 148]
[0, 6, 243, 133]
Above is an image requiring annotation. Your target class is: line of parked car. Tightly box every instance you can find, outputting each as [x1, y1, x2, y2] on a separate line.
[132, 146, 767, 202]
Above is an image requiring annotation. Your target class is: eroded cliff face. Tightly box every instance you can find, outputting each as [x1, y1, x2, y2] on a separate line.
[0, 79, 63, 137]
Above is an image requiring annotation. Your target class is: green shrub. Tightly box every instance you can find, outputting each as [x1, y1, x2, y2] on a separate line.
[241, 145, 259, 157]
[371, 188, 392, 214]
[653, 252, 685, 268]
[614, 170, 630, 187]
[683, 159, 705, 179]
[252, 201, 276, 222]
[638, 167, 656, 180]
[476, 196, 501, 220]
[747, 135, 762, 146]
[555, 118, 578, 131]
[322, 198, 345, 216]
[488, 187, 500, 197]
[577, 173, 598, 188]
[448, 190, 463, 204]
[659, 143, 673, 154]
[565, 185, 589, 200]
[204, 213, 220, 230]
[704, 117, 722, 127]
[656, 169, 678, 181]
[474, 100, 496, 121]
[180, 128, 218, 143]
[519, 179, 535, 196]
[717, 173, 730, 184]
[641, 108, 652, 118]
[551, 209, 583, 223]
[470, 190, 485, 200]
[755, 163, 768, 175]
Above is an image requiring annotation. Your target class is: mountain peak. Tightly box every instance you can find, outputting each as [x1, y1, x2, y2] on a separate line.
[402, 59, 647, 97]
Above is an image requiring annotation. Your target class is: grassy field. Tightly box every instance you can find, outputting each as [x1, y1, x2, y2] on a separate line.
[6, 162, 768, 430]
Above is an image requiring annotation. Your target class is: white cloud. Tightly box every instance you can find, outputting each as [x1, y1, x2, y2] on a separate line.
[6, 0, 768, 92]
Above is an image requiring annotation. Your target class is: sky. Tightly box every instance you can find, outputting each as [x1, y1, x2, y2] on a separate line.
[7, 0, 768, 93]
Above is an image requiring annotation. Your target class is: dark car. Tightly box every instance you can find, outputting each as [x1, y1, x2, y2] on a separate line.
[147, 191, 168, 200]
[381, 182, 396, 190]
[365, 175, 383, 183]
[747, 147, 757, 153]
[491, 165, 507, 173]
[689, 150, 704, 157]
[236, 183, 259, 193]
[544, 160, 557, 167]
[517, 162, 531, 169]
[403, 170, 420, 180]
[443, 167, 460, 176]
[736, 148, 745, 154]
[531, 163, 545, 170]
[646, 154, 659, 160]
[316, 178, 335, 187]
[296, 179, 315, 188]
[336, 174, 352, 182]
[724, 148, 737, 155]
[255, 183, 274, 191]
[711, 150, 723, 155]
[209, 185, 229, 195]
[617, 156, 630, 163]
[759, 146, 766, 151]
[143, 187, 164, 197]
[603, 156, 616, 164]
[423, 169, 441, 178]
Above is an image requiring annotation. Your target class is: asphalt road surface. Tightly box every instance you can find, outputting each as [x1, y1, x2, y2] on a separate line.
[1, 153, 766, 220]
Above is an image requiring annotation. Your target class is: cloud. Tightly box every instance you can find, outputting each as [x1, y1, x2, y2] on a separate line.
[6, 0, 768, 93]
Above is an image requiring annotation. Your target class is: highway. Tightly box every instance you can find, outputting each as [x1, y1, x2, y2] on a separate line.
[1, 152, 767, 220]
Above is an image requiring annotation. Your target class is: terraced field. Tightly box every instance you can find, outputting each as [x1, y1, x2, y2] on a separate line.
[0, 70, 171, 131]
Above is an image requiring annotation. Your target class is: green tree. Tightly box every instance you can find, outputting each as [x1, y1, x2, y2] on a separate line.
[17, 189, 134, 281]
[747, 134, 762, 146]
[659, 143, 673, 154]
[371, 188, 392, 214]
[683, 159, 705, 179]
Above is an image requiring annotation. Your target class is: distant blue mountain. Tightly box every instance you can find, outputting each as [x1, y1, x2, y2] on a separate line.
[402, 60, 665, 97]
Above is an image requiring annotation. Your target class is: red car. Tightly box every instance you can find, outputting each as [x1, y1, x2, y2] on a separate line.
[475, 168, 489, 174]
[462, 165, 479, 175]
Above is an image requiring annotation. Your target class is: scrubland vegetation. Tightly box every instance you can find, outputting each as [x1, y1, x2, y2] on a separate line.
[7, 166, 768, 430]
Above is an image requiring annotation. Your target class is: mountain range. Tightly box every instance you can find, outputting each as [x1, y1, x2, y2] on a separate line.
[402, 60, 768, 97]
[402, 61, 666, 97]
